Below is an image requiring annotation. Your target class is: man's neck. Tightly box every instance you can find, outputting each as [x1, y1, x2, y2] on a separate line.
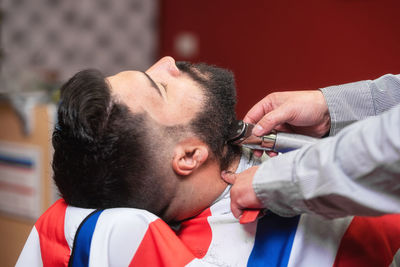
[165, 152, 242, 223]
[226, 153, 242, 174]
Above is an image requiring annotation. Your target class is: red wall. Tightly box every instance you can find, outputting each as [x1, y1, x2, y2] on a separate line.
[159, 1, 400, 118]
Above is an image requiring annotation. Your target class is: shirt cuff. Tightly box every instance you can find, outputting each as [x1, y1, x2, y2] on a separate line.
[252, 151, 308, 217]
[320, 80, 375, 136]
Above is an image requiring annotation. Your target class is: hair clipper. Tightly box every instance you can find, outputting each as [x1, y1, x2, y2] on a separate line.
[227, 120, 319, 153]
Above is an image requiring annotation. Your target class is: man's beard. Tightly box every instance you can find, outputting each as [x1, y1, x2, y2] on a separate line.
[176, 62, 241, 170]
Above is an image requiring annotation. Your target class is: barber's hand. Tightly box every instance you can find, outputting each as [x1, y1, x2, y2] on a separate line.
[221, 167, 263, 219]
[245, 90, 331, 138]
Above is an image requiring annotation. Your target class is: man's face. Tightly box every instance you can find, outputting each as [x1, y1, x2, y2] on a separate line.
[106, 56, 205, 125]
[105, 57, 238, 221]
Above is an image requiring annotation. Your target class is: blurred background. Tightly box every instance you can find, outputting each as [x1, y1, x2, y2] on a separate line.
[1, 0, 400, 265]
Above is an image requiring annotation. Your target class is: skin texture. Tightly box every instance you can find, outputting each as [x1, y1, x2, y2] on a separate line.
[222, 90, 332, 218]
[107, 57, 203, 126]
[221, 166, 261, 219]
[245, 90, 331, 137]
[107, 56, 240, 222]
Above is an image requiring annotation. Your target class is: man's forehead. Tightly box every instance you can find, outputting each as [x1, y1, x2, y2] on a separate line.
[106, 71, 159, 96]
[106, 69, 206, 126]
[106, 70, 141, 81]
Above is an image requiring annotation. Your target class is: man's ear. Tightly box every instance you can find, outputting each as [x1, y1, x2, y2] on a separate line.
[172, 139, 209, 176]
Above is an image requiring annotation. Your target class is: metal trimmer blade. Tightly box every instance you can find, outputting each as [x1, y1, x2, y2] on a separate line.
[227, 120, 254, 145]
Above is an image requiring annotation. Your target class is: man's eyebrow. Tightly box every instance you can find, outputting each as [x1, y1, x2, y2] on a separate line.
[142, 72, 162, 96]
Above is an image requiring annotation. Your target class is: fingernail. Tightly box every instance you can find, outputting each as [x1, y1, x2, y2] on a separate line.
[253, 125, 263, 136]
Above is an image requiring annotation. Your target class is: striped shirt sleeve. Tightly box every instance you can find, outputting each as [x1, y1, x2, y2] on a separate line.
[320, 74, 400, 135]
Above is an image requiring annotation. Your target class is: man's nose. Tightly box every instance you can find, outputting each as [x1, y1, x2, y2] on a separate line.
[146, 56, 180, 77]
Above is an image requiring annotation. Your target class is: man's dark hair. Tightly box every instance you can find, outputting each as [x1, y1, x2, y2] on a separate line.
[52, 70, 167, 213]
[52, 64, 240, 215]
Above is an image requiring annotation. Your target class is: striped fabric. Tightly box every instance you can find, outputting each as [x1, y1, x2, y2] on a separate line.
[69, 210, 104, 267]
[320, 74, 400, 136]
[16, 195, 400, 267]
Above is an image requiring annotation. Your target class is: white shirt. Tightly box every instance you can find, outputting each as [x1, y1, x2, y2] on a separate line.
[253, 74, 400, 218]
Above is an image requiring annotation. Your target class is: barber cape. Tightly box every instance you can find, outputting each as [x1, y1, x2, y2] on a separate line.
[17, 151, 400, 267]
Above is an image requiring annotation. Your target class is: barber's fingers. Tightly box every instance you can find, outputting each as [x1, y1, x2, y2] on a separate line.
[253, 150, 264, 158]
[230, 202, 243, 219]
[252, 106, 294, 136]
[266, 151, 279, 157]
[253, 149, 279, 158]
[243, 96, 274, 125]
[222, 167, 262, 219]
[253, 150, 278, 158]
[221, 172, 243, 218]
[221, 171, 237, 185]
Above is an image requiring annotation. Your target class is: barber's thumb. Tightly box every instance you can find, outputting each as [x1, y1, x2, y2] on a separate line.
[253, 109, 286, 136]
[221, 171, 236, 184]
[231, 203, 243, 219]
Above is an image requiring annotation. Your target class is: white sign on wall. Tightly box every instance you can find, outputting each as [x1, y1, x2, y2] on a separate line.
[0, 141, 41, 220]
